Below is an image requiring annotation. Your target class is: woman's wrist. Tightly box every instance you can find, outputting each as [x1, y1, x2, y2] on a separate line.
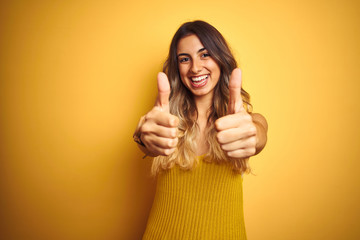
[133, 115, 159, 158]
[251, 113, 268, 155]
[133, 116, 146, 146]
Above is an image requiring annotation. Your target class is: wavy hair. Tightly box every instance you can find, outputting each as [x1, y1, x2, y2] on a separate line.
[151, 20, 252, 175]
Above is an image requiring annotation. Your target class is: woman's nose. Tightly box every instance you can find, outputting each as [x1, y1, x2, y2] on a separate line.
[190, 59, 202, 73]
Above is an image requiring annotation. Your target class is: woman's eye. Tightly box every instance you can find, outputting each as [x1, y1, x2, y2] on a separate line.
[202, 53, 210, 58]
[179, 57, 189, 63]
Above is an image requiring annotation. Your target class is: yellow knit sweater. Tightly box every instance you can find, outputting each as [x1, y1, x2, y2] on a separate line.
[143, 155, 247, 240]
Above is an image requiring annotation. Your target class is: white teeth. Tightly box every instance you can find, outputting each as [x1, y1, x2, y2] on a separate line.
[191, 75, 208, 82]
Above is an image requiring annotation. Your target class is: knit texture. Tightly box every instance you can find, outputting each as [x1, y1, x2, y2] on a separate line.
[143, 155, 247, 240]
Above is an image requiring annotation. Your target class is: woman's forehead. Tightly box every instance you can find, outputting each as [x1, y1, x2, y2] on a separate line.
[177, 34, 205, 54]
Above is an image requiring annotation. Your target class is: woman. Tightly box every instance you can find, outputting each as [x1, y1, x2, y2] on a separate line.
[134, 20, 268, 239]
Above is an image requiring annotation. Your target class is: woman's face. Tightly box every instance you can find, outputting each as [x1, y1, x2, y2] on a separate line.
[177, 34, 221, 100]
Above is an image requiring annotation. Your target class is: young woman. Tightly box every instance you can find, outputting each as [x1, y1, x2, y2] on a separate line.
[134, 20, 268, 240]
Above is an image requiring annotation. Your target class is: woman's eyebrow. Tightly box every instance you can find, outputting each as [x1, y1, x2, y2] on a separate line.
[177, 53, 189, 57]
[177, 48, 207, 57]
[198, 47, 206, 53]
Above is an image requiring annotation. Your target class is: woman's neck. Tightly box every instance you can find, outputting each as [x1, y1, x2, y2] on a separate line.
[193, 94, 213, 156]
[194, 94, 213, 120]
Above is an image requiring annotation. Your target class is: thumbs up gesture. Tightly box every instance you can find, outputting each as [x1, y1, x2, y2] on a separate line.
[215, 68, 258, 158]
[137, 72, 179, 157]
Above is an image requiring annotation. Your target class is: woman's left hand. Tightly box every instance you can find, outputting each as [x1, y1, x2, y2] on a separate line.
[215, 68, 258, 159]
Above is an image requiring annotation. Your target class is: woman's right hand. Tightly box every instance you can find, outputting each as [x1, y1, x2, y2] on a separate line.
[137, 72, 179, 157]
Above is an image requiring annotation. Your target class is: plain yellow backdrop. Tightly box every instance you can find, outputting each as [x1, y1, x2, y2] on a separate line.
[1, 0, 359, 239]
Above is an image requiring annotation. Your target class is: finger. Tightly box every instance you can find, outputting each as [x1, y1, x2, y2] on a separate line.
[141, 122, 178, 138]
[161, 147, 176, 156]
[155, 72, 171, 112]
[146, 144, 176, 156]
[149, 135, 179, 149]
[146, 109, 179, 128]
[220, 136, 257, 152]
[144, 139, 177, 156]
[226, 147, 256, 158]
[215, 113, 253, 131]
[216, 127, 256, 144]
[228, 68, 244, 114]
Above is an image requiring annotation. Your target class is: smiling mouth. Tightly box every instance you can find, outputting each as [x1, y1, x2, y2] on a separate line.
[190, 74, 209, 87]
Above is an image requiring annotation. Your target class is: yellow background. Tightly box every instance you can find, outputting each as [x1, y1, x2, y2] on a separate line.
[1, 0, 359, 239]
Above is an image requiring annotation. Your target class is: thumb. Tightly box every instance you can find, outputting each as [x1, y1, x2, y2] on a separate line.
[228, 68, 244, 114]
[155, 72, 171, 112]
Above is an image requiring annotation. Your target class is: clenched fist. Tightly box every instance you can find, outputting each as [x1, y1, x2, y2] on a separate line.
[138, 72, 179, 157]
[215, 68, 258, 159]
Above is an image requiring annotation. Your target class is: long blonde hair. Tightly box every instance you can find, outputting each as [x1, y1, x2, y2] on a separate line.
[151, 20, 252, 175]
